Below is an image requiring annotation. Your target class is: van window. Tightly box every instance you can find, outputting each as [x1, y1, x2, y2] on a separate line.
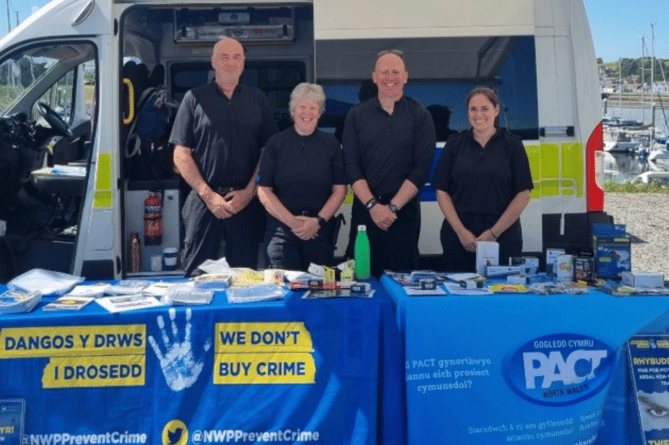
[320, 36, 538, 142]
[38, 69, 75, 124]
[0, 52, 52, 116]
[35, 60, 97, 126]
[171, 61, 306, 131]
[0, 43, 97, 128]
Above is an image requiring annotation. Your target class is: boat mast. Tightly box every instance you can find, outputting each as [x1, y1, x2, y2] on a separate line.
[619, 57, 622, 119]
[642, 36, 645, 124]
[651, 24, 655, 140]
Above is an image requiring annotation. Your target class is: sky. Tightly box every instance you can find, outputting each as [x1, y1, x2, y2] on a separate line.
[3, 0, 668, 63]
[584, 0, 668, 62]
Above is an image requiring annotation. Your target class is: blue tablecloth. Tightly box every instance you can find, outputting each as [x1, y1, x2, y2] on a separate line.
[381, 276, 669, 445]
[0, 281, 403, 445]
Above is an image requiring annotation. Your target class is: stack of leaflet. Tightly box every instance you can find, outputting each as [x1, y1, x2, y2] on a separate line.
[142, 281, 173, 299]
[193, 273, 233, 291]
[0, 289, 42, 314]
[96, 280, 163, 313]
[96, 294, 164, 313]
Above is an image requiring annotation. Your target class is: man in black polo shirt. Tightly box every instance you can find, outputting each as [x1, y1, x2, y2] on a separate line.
[170, 37, 278, 275]
[343, 49, 436, 277]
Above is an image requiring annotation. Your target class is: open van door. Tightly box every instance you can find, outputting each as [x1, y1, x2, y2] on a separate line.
[0, 0, 113, 280]
[0, 40, 100, 279]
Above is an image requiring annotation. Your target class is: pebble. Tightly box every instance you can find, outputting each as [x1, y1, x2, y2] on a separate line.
[604, 193, 669, 277]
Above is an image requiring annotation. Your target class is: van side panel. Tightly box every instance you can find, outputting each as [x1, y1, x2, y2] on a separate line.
[314, 0, 535, 39]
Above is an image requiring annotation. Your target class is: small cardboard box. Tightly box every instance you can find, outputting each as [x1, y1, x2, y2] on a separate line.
[621, 271, 664, 289]
[545, 248, 565, 275]
[592, 223, 631, 279]
[476, 241, 499, 275]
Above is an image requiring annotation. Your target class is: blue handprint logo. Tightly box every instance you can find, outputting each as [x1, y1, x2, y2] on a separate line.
[149, 307, 211, 391]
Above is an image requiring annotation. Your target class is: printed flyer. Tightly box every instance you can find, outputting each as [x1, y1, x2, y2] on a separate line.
[629, 335, 669, 445]
[0, 399, 25, 445]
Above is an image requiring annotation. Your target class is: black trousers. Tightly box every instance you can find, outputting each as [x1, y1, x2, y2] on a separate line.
[346, 197, 420, 278]
[264, 215, 336, 271]
[440, 213, 522, 272]
[181, 191, 264, 276]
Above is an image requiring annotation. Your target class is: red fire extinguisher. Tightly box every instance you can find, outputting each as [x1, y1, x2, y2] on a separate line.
[144, 191, 162, 246]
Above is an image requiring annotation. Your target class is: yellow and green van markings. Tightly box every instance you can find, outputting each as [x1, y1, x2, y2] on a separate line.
[94, 153, 113, 208]
[525, 142, 583, 199]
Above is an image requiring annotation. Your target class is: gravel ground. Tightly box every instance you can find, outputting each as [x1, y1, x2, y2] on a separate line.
[604, 193, 669, 276]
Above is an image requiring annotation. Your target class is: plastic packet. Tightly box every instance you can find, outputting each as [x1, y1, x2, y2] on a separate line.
[8, 268, 84, 297]
[163, 284, 214, 305]
[106, 280, 152, 295]
[226, 284, 286, 304]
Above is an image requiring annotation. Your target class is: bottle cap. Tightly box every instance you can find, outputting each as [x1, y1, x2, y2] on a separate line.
[358, 225, 366, 231]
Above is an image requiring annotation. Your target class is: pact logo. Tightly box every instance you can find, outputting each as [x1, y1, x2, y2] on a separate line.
[162, 420, 188, 445]
[503, 334, 616, 406]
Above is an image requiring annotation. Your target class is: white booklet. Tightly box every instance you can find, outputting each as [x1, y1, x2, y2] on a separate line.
[96, 295, 164, 313]
[404, 286, 448, 296]
[444, 283, 493, 296]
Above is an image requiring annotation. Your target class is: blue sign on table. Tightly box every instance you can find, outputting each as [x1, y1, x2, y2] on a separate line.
[0, 399, 25, 445]
[628, 335, 669, 445]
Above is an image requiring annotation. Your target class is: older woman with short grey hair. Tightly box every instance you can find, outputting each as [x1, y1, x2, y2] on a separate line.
[288, 82, 326, 115]
[257, 83, 346, 271]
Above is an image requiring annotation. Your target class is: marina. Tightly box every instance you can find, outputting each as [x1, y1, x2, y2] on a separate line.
[601, 104, 669, 183]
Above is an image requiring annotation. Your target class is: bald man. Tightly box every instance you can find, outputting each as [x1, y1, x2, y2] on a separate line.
[343, 49, 436, 277]
[170, 38, 278, 275]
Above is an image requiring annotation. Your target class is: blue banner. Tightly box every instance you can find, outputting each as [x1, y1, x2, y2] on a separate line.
[381, 276, 669, 445]
[0, 285, 402, 445]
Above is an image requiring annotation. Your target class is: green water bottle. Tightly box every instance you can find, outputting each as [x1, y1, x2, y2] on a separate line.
[354, 225, 370, 280]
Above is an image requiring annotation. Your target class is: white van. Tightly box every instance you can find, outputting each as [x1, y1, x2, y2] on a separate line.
[0, 0, 607, 279]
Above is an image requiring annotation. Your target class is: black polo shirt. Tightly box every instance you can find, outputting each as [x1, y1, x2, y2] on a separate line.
[257, 127, 345, 214]
[342, 96, 436, 197]
[169, 82, 278, 188]
[432, 129, 534, 217]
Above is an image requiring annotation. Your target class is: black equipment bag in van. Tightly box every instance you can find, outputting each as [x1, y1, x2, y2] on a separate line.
[124, 86, 178, 181]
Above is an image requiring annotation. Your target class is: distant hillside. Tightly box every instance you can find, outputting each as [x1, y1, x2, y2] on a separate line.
[600, 57, 669, 84]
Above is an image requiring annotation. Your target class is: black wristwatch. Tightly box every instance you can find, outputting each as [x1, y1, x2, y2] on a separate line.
[388, 202, 399, 214]
[316, 215, 327, 226]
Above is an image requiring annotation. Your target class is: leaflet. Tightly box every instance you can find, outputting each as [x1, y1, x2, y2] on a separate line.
[43, 296, 95, 311]
[96, 295, 164, 313]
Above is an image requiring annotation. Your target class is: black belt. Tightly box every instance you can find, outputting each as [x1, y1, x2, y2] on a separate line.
[216, 186, 244, 195]
[297, 210, 318, 217]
